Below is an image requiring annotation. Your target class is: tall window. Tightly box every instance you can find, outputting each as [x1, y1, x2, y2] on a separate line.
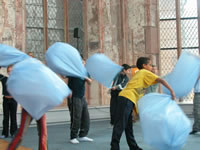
[25, 0, 84, 61]
[159, 0, 199, 102]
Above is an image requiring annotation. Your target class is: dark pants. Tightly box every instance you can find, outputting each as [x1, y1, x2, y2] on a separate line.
[2, 97, 18, 137]
[110, 90, 120, 125]
[192, 93, 200, 131]
[8, 109, 48, 150]
[68, 96, 90, 139]
[111, 96, 142, 150]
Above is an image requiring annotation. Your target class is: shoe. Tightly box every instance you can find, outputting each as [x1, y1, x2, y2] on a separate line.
[79, 136, 93, 142]
[70, 138, 79, 144]
[190, 130, 198, 135]
[0, 135, 7, 139]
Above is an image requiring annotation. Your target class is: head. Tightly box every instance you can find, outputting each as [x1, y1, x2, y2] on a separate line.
[7, 65, 13, 75]
[136, 57, 152, 71]
[28, 52, 34, 57]
[121, 64, 131, 74]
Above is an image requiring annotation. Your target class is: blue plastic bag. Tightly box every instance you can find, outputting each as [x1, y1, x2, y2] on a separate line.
[0, 44, 29, 67]
[85, 53, 123, 88]
[162, 52, 200, 98]
[138, 93, 191, 150]
[45, 42, 88, 79]
[7, 58, 71, 120]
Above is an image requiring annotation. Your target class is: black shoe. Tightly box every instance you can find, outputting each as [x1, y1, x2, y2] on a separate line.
[190, 130, 198, 135]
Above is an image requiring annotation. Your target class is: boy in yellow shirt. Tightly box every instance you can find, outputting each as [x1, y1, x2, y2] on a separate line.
[110, 57, 176, 150]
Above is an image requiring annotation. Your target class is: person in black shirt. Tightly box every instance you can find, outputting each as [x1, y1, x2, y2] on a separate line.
[67, 58, 93, 144]
[0, 65, 18, 138]
[109, 64, 131, 125]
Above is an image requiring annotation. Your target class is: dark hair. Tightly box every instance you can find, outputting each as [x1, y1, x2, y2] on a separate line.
[136, 57, 151, 69]
[122, 64, 131, 70]
[80, 54, 86, 60]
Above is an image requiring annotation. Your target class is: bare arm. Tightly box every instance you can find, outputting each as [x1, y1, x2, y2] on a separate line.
[155, 77, 176, 100]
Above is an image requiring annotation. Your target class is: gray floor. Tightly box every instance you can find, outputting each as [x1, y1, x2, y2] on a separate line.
[1, 119, 200, 150]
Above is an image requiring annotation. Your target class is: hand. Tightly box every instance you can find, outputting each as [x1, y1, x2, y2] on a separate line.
[112, 86, 117, 90]
[85, 77, 92, 84]
[171, 91, 176, 100]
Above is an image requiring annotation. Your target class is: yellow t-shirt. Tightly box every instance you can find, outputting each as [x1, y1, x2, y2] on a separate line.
[119, 69, 158, 112]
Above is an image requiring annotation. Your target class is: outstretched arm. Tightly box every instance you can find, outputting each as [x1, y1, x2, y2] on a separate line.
[155, 77, 176, 100]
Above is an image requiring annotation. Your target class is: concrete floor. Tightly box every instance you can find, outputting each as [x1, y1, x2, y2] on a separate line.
[1, 119, 199, 150]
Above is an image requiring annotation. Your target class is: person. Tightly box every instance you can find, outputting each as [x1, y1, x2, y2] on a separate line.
[0, 65, 18, 139]
[67, 57, 93, 144]
[190, 77, 200, 134]
[7, 53, 48, 150]
[110, 64, 131, 125]
[110, 57, 176, 150]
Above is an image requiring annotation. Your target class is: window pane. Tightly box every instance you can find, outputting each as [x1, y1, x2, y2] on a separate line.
[181, 19, 198, 48]
[160, 20, 177, 48]
[26, 0, 44, 61]
[160, 0, 176, 19]
[47, 0, 65, 47]
[180, 0, 198, 18]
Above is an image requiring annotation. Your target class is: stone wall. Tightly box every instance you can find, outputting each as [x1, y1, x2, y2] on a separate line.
[0, 0, 159, 109]
[0, 0, 25, 111]
[83, 0, 159, 106]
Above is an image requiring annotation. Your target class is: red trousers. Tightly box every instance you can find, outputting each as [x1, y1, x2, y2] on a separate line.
[7, 109, 48, 150]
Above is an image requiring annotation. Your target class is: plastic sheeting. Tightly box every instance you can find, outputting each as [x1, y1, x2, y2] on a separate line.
[162, 52, 200, 98]
[45, 42, 88, 79]
[85, 53, 123, 88]
[138, 93, 191, 150]
[7, 58, 71, 120]
[0, 44, 29, 67]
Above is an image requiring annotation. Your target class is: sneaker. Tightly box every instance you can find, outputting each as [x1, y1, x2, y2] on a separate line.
[70, 138, 79, 144]
[79, 137, 93, 142]
[0, 135, 7, 139]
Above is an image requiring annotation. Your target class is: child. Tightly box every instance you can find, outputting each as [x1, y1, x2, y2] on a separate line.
[0, 65, 18, 139]
[110, 64, 131, 125]
[110, 57, 175, 150]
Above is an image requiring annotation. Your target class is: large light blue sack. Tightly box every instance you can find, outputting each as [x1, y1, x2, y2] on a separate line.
[138, 93, 191, 150]
[85, 54, 123, 88]
[45, 42, 88, 79]
[162, 52, 200, 98]
[0, 44, 29, 67]
[7, 58, 71, 120]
